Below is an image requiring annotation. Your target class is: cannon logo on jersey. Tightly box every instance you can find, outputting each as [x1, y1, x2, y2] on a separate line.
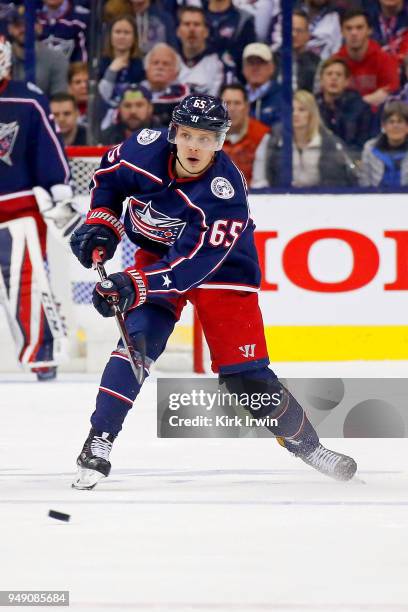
[137, 129, 162, 146]
[127, 197, 186, 245]
[0, 121, 19, 166]
[211, 176, 235, 199]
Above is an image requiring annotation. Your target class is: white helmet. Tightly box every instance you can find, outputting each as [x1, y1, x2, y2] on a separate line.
[0, 36, 12, 81]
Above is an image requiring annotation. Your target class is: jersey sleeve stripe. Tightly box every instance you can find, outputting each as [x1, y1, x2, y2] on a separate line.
[230, 160, 250, 208]
[78, 30, 88, 62]
[146, 217, 249, 294]
[99, 386, 134, 405]
[198, 282, 259, 291]
[170, 187, 208, 264]
[89, 163, 121, 205]
[144, 185, 250, 293]
[121, 160, 163, 184]
[0, 190, 35, 202]
[59, 18, 87, 28]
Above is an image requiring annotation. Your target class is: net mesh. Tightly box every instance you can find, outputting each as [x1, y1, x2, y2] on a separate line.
[70, 157, 100, 195]
[68, 154, 136, 305]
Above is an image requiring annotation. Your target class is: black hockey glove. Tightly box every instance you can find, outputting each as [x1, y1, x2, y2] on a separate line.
[92, 270, 147, 317]
[70, 208, 125, 268]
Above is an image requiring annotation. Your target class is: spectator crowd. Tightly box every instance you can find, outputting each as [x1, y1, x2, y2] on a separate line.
[2, 0, 408, 189]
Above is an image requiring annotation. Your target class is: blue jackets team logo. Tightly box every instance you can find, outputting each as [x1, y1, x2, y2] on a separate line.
[0, 121, 19, 166]
[127, 197, 186, 245]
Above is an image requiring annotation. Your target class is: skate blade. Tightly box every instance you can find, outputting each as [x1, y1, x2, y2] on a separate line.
[71, 468, 106, 490]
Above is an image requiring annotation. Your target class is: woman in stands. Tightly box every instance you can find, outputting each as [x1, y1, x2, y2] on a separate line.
[98, 15, 144, 129]
[359, 101, 408, 187]
[266, 89, 357, 187]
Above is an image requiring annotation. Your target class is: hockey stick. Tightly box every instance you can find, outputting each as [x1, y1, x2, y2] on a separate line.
[92, 248, 145, 385]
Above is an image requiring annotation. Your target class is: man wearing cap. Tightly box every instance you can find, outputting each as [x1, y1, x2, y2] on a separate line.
[242, 42, 282, 127]
[100, 84, 161, 145]
[7, 5, 68, 97]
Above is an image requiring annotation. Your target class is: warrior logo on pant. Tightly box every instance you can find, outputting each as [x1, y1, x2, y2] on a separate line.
[239, 344, 256, 358]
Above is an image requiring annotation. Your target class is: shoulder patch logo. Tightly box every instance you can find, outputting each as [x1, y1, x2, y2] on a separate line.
[137, 129, 161, 145]
[0, 121, 19, 167]
[211, 176, 235, 199]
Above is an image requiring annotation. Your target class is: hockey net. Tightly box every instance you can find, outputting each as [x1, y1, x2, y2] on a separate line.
[65, 146, 206, 373]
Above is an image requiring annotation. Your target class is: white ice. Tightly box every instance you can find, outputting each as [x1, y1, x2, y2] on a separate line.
[1, 364, 407, 612]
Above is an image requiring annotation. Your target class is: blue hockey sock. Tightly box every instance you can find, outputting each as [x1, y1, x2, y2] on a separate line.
[220, 367, 319, 455]
[91, 347, 146, 435]
[91, 303, 176, 436]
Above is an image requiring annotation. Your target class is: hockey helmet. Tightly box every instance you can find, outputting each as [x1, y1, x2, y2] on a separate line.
[168, 94, 231, 151]
[0, 36, 12, 81]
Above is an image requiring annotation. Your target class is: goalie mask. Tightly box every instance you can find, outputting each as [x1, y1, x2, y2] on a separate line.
[168, 94, 231, 151]
[0, 36, 12, 81]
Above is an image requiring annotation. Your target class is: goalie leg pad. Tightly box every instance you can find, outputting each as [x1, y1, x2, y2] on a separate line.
[91, 303, 177, 435]
[0, 215, 67, 367]
[219, 367, 319, 453]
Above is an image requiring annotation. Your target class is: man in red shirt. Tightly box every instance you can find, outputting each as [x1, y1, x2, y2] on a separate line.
[335, 8, 399, 108]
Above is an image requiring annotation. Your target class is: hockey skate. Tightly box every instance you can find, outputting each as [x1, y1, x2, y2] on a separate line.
[72, 428, 115, 490]
[278, 437, 357, 481]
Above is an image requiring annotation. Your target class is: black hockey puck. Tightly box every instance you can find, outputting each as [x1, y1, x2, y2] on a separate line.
[48, 510, 70, 522]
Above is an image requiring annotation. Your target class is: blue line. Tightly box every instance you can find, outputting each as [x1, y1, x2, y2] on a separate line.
[250, 186, 408, 194]
[1, 500, 407, 506]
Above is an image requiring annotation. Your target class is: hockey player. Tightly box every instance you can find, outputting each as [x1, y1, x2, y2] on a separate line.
[70, 93, 357, 489]
[0, 36, 81, 379]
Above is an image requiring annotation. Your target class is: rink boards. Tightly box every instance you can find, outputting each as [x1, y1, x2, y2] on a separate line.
[55, 192, 408, 364]
[251, 193, 408, 360]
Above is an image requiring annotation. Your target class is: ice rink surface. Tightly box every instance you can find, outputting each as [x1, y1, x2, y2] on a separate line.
[1, 363, 407, 612]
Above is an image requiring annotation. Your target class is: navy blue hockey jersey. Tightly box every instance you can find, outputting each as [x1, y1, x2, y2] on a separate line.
[0, 79, 70, 196]
[37, 2, 88, 63]
[90, 129, 261, 295]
